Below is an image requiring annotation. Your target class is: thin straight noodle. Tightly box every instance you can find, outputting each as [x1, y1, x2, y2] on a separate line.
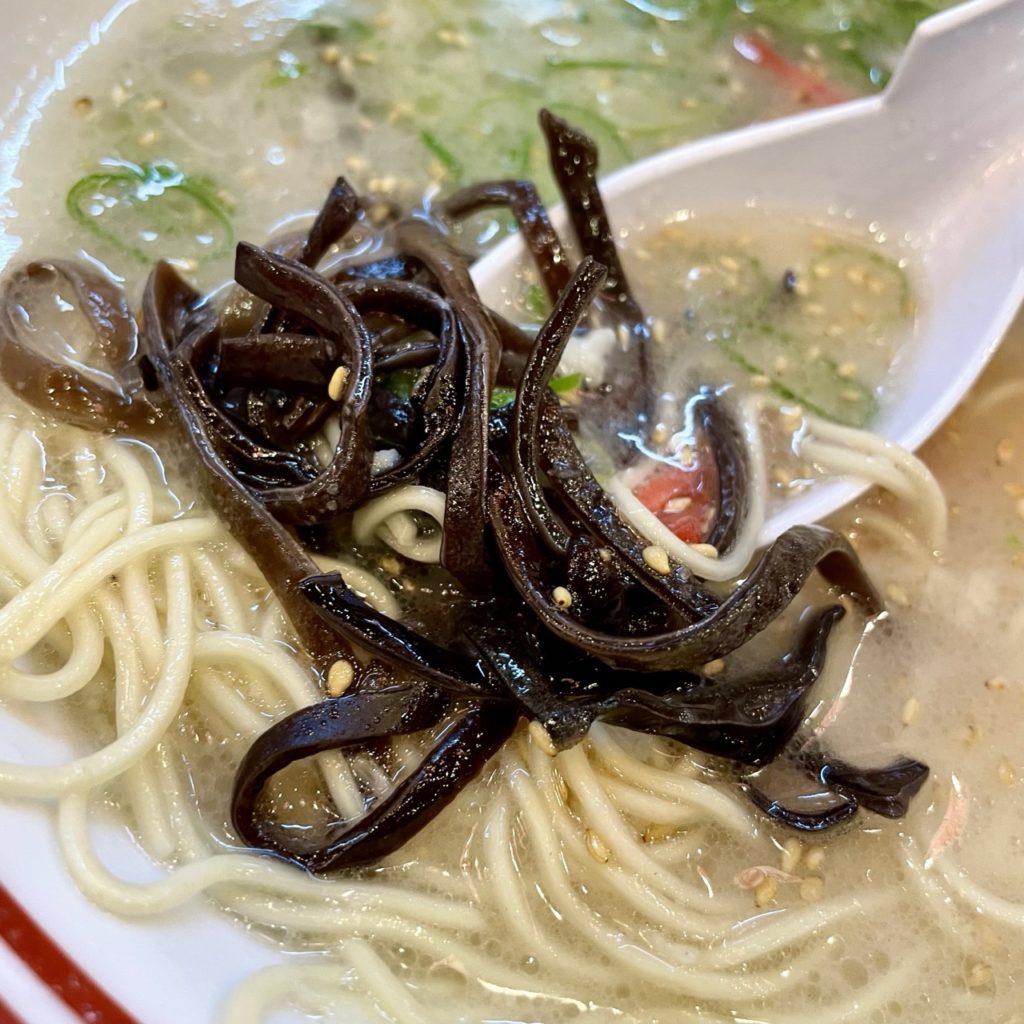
[221, 964, 370, 1024]
[191, 631, 364, 818]
[192, 667, 274, 737]
[61, 493, 124, 548]
[345, 939, 432, 1024]
[799, 412, 947, 550]
[57, 792, 481, 930]
[23, 491, 54, 563]
[523, 741, 740, 941]
[603, 394, 768, 581]
[104, 439, 165, 676]
[558, 743, 725, 910]
[37, 491, 75, 555]
[587, 723, 753, 834]
[7, 428, 44, 522]
[482, 788, 614, 986]
[643, 829, 709, 867]
[314, 554, 402, 621]
[93, 586, 177, 861]
[600, 776, 705, 828]
[0, 604, 104, 701]
[0, 551, 193, 797]
[848, 505, 934, 560]
[509, 764, 798, 1002]
[191, 548, 249, 633]
[352, 485, 447, 564]
[0, 517, 215, 660]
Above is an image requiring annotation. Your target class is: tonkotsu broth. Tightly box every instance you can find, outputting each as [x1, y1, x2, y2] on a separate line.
[5, 2, 1023, 1024]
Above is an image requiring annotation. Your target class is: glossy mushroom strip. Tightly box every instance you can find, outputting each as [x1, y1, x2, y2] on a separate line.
[440, 179, 573, 302]
[0, 259, 157, 432]
[0, 110, 927, 871]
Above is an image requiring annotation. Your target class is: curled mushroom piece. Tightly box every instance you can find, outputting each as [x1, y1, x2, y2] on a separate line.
[232, 683, 516, 871]
[0, 259, 157, 431]
[0, 108, 928, 873]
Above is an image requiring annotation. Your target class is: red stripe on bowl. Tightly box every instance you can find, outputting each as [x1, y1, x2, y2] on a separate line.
[0, 883, 138, 1024]
[0, 996, 27, 1024]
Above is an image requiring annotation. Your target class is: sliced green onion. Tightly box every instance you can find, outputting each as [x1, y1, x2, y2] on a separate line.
[66, 160, 233, 265]
[490, 386, 517, 410]
[419, 130, 464, 183]
[266, 51, 308, 87]
[523, 283, 548, 320]
[550, 372, 583, 394]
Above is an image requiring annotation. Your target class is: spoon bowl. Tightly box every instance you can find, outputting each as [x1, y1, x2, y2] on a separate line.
[472, 0, 1024, 542]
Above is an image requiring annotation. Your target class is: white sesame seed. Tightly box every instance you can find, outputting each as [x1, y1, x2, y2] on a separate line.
[966, 961, 993, 989]
[718, 255, 741, 272]
[691, 543, 719, 559]
[804, 846, 825, 872]
[750, 374, 771, 388]
[1016, 497, 1024, 522]
[885, 582, 911, 608]
[598, 547, 613, 563]
[804, 302, 824, 317]
[437, 28, 469, 46]
[642, 545, 671, 575]
[74, 96, 94, 114]
[328, 366, 349, 401]
[650, 422, 670, 445]
[528, 720, 557, 757]
[901, 696, 921, 726]
[320, 44, 341, 65]
[379, 555, 401, 575]
[142, 96, 167, 113]
[837, 361, 858, 378]
[585, 829, 611, 863]
[664, 496, 692, 513]
[137, 130, 159, 147]
[812, 263, 831, 279]
[996, 438, 1015, 466]
[999, 759, 1016, 785]
[189, 68, 212, 88]
[642, 823, 676, 843]
[846, 266, 866, 286]
[780, 838, 803, 874]
[799, 876, 824, 902]
[754, 877, 778, 907]
[552, 586, 573, 609]
[703, 658, 725, 676]
[327, 659, 355, 697]
[985, 676, 1008, 692]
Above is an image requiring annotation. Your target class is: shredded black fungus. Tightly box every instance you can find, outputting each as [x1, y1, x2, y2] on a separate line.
[0, 112, 928, 870]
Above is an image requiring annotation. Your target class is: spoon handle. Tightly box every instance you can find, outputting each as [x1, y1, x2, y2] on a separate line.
[887, 0, 1024, 144]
